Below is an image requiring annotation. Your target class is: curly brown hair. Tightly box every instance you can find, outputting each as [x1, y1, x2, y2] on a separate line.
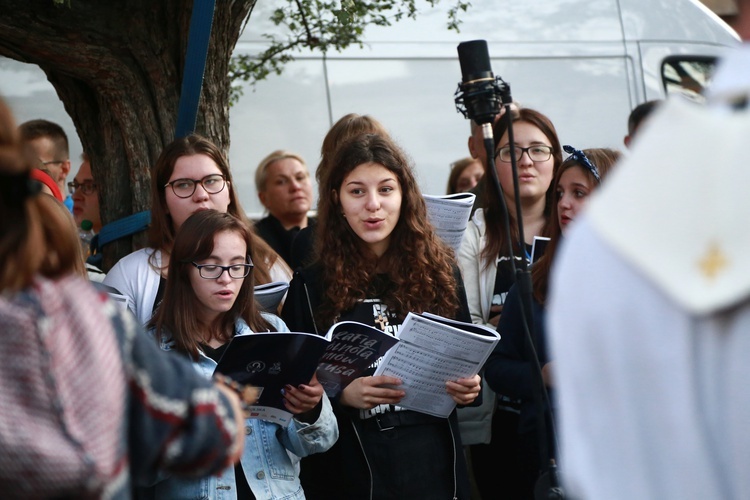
[315, 133, 460, 328]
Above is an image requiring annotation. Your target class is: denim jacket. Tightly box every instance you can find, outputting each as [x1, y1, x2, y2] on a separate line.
[151, 313, 339, 500]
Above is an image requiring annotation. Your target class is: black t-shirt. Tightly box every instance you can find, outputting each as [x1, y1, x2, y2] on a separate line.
[490, 244, 531, 412]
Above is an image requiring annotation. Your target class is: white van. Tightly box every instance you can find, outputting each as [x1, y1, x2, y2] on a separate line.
[0, 0, 739, 216]
[229, 0, 738, 214]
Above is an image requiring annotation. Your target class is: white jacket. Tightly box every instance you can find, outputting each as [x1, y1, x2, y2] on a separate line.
[458, 209, 497, 330]
[103, 248, 162, 326]
[456, 208, 497, 445]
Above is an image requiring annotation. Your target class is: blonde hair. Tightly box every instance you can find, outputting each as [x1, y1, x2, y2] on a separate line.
[254, 150, 307, 193]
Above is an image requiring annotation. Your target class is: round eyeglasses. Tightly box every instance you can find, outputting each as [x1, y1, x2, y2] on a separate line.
[67, 180, 98, 195]
[165, 174, 227, 198]
[496, 145, 554, 163]
[191, 260, 253, 280]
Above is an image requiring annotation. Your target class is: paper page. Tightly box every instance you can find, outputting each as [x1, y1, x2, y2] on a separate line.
[374, 341, 478, 417]
[373, 312, 499, 418]
[424, 192, 476, 251]
[107, 292, 130, 311]
[531, 236, 551, 264]
[254, 281, 290, 312]
[244, 402, 294, 427]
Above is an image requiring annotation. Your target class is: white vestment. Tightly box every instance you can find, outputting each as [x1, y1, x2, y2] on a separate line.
[548, 44, 750, 499]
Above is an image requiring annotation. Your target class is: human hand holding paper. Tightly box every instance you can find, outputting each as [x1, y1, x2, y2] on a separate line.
[339, 375, 405, 410]
[446, 374, 481, 405]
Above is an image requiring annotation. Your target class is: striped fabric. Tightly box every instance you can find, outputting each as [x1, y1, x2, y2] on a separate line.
[0, 276, 239, 499]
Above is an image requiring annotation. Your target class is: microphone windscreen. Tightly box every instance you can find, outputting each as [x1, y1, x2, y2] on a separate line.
[458, 40, 493, 83]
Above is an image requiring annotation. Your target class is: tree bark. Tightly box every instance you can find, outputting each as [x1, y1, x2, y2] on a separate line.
[0, 0, 253, 270]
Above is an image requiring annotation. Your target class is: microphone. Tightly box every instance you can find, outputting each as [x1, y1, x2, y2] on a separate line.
[454, 40, 509, 125]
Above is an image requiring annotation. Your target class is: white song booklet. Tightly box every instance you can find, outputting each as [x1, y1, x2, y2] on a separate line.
[373, 312, 499, 418]
[423, 192, 476, 252]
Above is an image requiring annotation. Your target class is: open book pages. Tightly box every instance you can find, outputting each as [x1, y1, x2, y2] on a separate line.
[254, 281, 290, 312]
[374, 312, 499, 418]
[423, 192, 476, 251]
[212, 321, 398, 425]
[214, 330, 332, 427]
[316, 321, 399, 398]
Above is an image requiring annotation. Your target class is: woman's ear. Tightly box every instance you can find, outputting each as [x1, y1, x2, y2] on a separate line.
[331, 189, 338, 205]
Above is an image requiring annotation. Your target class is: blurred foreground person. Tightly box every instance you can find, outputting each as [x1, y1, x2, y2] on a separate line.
[0, 99, 245, 498]
[548, 32, 750, 500]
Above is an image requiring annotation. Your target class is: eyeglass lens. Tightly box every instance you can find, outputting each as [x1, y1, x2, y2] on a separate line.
[68, 181, 97, 195]
[198, 264, 252, 279]
[169, 175, 226, 198]
[497, 146, 552, 163]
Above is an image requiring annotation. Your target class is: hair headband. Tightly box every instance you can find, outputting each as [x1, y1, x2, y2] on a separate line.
[563, 145, 601, 183]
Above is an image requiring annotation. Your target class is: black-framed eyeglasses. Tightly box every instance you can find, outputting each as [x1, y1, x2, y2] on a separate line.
[67, 180, 98, 195]
[496, 145, 554, 163]
[165, 174, 226, 198]
[191, 258, 254, 279]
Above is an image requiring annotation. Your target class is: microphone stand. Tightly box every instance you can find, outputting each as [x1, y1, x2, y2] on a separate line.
[480, 97, 563, 500]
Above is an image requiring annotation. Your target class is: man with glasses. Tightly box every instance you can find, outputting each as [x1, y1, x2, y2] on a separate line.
[69, 153, 107, 282]
[19, 119, 73, 212]
[70, 153, 101, 232]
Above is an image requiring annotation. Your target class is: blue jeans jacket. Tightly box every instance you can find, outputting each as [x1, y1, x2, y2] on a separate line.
[152, 314, 339, 499]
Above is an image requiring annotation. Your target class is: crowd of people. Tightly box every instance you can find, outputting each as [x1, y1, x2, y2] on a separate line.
[2, 88, 653, 499]
[4, 8, 749, 495]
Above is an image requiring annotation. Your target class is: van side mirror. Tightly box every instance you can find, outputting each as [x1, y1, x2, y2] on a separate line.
[661, 55, 718, 103]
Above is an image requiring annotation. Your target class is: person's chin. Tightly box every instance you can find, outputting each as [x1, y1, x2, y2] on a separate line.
[289, 199, 310, 211]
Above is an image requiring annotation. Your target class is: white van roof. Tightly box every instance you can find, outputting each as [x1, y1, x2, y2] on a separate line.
[240, 0, 738, 49]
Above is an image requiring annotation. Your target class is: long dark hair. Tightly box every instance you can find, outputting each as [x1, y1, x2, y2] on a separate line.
[149, 210, 271, 358]
[532, 148, 621, 304]
[148, 133, 278, 284]
[481, 108, 562, 269]
[315, 133, 460, 327]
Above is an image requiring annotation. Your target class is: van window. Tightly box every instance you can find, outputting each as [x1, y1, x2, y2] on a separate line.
[661, 55, 718, 103]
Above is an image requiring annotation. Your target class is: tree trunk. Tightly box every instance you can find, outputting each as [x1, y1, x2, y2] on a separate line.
[0, 0, 253, 270]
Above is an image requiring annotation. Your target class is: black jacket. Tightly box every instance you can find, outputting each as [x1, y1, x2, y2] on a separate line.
[281, 262, 473, 500]
[254, 215, 317, 269]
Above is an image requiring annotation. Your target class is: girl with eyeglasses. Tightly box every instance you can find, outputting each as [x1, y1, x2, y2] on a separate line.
[104, 134, 291, 326]
[143, 209, 338, 500]
[457, 107, 563, 500]
[483, 146, 621, 498]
